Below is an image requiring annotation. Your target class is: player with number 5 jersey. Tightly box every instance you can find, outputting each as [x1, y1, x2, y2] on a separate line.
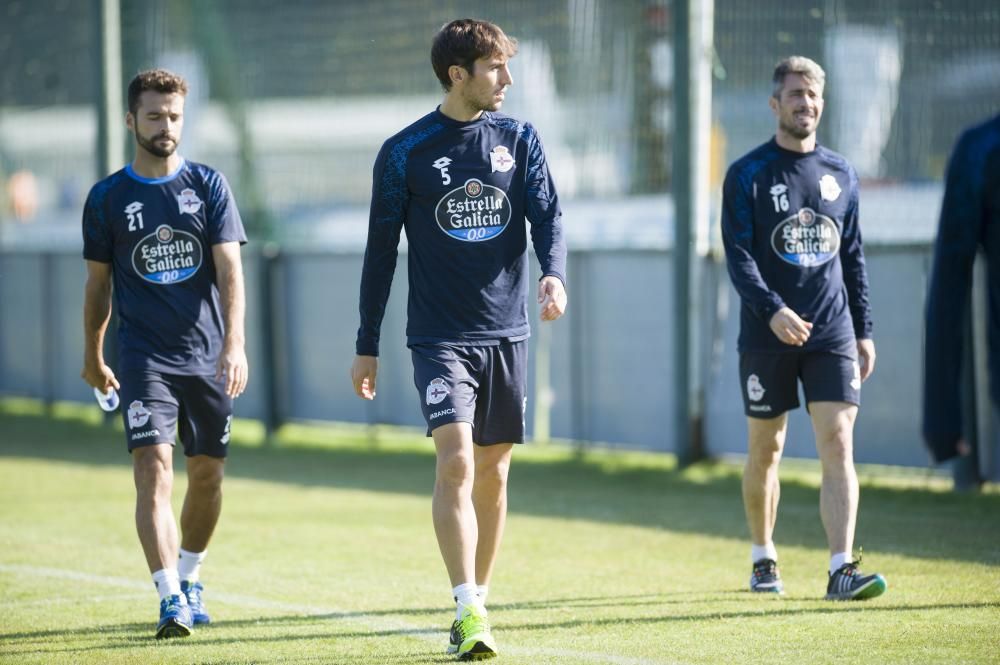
[351, 19, 566, 661]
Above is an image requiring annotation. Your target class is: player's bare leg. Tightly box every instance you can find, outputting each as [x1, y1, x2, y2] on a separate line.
[134, 443, 194, 637]
[744, 414, 787, 593]
[471, 443, 513, 589]
[178, 454, 225, 625]
[744, 414, 788, 548]
[808, 401, 858, 556]
[810, 400, 885, 599]
[180, 455, 225, 552]
[133, 444, 179, 573]
[433, 423, 497, 658]
[432, 423, 478, 589]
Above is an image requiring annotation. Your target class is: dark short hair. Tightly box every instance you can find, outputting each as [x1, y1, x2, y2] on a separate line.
[431, 19, 518, 91]
[127, 68, 188, 114]
[772, 56, 825, 98]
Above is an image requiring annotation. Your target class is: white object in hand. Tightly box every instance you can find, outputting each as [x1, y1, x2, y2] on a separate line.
[94, 386, 120, 412]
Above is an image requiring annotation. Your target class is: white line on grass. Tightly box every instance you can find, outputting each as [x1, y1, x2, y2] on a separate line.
[0, 564, 683, 665]
[0, 592, 149, 609]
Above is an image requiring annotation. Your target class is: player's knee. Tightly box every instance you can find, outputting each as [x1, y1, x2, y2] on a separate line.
[187, 462, 225, 493]
[747, 435, 783, 467]
[436, 452, 474, 489]
[133, 448, 172, 489]
[475, 456, 510, 489]
[818, 435, 854, 467]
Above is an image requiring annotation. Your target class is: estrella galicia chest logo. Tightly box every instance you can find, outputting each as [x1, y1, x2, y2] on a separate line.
[435, 178, 512, 242]
[131, 224, 204, 284]
[770, 207, 841, 267]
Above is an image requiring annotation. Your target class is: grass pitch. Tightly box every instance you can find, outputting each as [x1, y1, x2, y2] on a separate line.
[0, 399, 998, 664]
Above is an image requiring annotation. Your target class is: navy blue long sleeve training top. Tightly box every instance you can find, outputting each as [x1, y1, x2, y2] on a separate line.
[923, 113, 1000, 462]
[721, 138, 872, 353]
[356, 108, 566, 356]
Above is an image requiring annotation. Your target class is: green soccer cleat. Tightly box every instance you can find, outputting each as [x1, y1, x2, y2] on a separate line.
[446, 604, 497, 660]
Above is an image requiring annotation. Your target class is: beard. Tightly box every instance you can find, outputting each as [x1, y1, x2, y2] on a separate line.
[134, 128, 178, 158]
[779, 111, 817, 140]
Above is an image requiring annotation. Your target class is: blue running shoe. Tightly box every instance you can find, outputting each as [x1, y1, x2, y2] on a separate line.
[181, 580, 211, 625]
[750, 558, 784, 594]
[156, 594, 193, 639]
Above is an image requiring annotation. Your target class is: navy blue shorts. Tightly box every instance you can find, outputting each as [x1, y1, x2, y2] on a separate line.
[118, 369, 233, 457]
[738, 340, 861, 419]
[410, 341, 528, 445]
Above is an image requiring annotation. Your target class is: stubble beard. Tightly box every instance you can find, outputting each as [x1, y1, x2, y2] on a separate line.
[134, 128, 177, 158]
[780, 114, 815, 141]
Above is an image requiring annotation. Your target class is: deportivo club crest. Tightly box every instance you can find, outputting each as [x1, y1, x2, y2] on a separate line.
[489, 145, 515, 173]
[128, 400, 152, 428]
[426, 378, 449, 406]
[819, 174, 842, 202]
[177, 188, 203, 214]
[746, 374, 766, 402]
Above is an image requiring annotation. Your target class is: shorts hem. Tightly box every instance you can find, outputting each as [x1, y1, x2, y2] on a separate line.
[426, 417, 474, 437]
[127, 439, 175, 452]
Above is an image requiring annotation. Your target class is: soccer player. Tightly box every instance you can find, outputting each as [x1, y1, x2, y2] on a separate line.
[81, 69, 248, 638]
[923, 113, 1000, 470]
[350, 19, 567, 660]
[720, 56, 886, 600]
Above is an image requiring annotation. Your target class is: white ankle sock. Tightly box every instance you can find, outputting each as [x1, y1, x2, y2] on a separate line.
[152, 568, 182, 601]
[477, 584, 489, 605]
[178, 548, 207, 582]
[453, 583, 483, 619]
[751, 542, 778, 564]
[830, 552, 851, 575]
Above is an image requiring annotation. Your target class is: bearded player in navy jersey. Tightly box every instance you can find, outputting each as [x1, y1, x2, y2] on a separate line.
[81, 69, 248, 638]
[351, 19, 566, 660]
[721, 56, 886, 601]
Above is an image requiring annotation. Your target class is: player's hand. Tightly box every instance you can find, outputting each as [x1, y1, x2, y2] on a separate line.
[216, 342, 249, 398]
[769, 307, 812, 346]
[857, 338, 876, 381]
[81, 361, 120, 393]
[538, 275, 567, 322]
[351, 355, 378, 400]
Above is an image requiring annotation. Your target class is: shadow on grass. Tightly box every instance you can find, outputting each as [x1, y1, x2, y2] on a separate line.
[1, 406, 999, 565]
[3, 598, 997, 656]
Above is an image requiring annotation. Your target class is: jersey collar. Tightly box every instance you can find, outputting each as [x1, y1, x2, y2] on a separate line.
[125, 158, 187, 184]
